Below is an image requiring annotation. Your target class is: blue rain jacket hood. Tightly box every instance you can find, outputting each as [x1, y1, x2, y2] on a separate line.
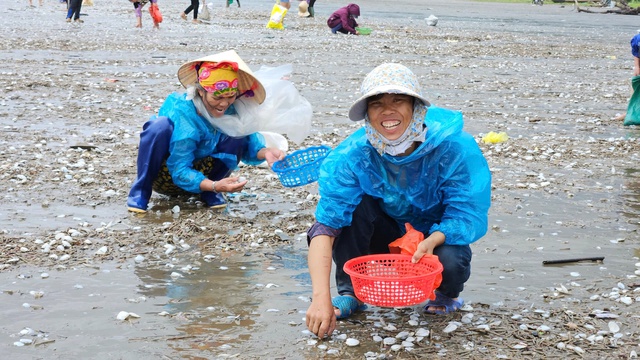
[315, 106, 491, 246]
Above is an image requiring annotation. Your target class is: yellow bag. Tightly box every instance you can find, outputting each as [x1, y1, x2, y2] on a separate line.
[481, 131, 508, 144]
[266, 3, 287, 30]
[82, 0, 94, 6]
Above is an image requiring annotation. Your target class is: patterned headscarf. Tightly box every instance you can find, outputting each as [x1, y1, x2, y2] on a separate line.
[197, 61, 239, 96]
[365, 101, 428, 156]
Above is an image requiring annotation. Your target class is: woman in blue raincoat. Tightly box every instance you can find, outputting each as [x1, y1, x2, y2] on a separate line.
[305, 63, 491, 338]
[127, 50, 286, 213]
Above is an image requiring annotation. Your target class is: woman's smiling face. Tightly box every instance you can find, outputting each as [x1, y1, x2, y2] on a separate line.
[199, 90, 237, 118]
[366, 93, 415, 140]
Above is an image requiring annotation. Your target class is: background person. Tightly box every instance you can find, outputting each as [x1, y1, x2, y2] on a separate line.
[66, 0, 83, 22]
[130, 0, 160, 28]
[127, 50, 285, 213]
[621, 31, 640, 124]
[278, 0, 291, 10]
[181, 0, 200, 23]
[326, 3, 359, 35]
[633, 31, 640, 76]
[304, 63, 491, 337]
[307, 0, 316, 18]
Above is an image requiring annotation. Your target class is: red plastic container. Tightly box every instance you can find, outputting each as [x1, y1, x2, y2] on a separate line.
[343, 254, 443, 307]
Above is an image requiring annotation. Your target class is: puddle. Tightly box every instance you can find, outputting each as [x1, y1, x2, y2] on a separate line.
[1, 240, 317, 359]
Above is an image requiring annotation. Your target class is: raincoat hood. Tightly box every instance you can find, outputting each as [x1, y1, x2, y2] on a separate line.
[347, 3, 360, 17]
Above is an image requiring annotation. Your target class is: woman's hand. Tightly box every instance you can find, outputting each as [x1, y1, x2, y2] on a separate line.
[214, 177, 248, 193]
[306, 234, 337, 337]
[259, 147, 285, 168]
[412, 231, 445, 263]
[306, 295, 336, 338]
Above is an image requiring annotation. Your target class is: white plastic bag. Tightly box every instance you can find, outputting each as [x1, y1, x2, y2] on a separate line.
[199, 1, 211, 21]
[259, 131, 289, 152]
[215, 64, 312, 144]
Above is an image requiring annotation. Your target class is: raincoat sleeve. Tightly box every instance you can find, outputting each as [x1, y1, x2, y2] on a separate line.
[314, 135, 367, 229]
[167, 118, 207, 194]
[427, 134, 491, 246]
[343, 18, 357, 34]
[339, 12, 357, 34]
[241, 132, 267, 166]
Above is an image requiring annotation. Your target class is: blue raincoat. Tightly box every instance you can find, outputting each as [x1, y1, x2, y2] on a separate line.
[631, 33, 640, 58]
[158, 92, 266, 193]
[315, 106, 491, 246]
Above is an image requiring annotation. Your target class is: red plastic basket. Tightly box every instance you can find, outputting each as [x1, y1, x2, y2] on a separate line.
[343, 254, 443, 308]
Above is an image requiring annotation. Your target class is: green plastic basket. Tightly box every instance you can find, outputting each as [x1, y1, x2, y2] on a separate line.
[356, 27, 372, 35]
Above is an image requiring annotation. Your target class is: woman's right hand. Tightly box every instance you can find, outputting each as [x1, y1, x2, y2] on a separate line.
[306, 294, 336, 338]
[306, 234, 337, 337]
[214, 177, 248, 193]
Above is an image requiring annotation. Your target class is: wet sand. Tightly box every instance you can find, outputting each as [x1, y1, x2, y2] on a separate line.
[2, 0, 640, 358]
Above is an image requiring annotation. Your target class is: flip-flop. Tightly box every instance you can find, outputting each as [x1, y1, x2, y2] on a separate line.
[332, 295, 367, 319]
[424, 292, 464, 315]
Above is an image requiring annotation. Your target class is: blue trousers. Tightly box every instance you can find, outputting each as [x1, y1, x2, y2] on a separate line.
[330, 24, 344, 34]
[67, 0, 82, 20]
[127, 116, 243, 211]
[333, 195, 472, 299]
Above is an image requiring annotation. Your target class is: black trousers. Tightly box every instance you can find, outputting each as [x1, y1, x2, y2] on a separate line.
[68, 0, 82, 20]
[184, 0, 199, 19]
[332, 195, 472, 299]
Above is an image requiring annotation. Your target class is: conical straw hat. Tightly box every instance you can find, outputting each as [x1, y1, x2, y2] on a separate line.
[177, 50, 266, 104]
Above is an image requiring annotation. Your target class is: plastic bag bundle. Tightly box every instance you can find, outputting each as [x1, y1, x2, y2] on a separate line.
[481, 131, 508, 144]
[624, 76, 640, 126]
[199, 2, 211, 21]
[266, 3, 287, 30]
[388, 223, 423, 255]
[212, 64, 312, 144]
[149, 3, 163, 23]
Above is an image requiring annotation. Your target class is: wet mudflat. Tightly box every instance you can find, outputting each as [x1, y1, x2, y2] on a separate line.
[2, 0, 640, 358]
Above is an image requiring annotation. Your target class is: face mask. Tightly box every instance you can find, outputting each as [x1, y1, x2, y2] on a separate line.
[188, 86, 265, 138]
[365, 101, 428, 156]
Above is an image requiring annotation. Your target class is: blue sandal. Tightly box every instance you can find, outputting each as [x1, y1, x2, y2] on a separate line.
[424, 292, 464, 315]
[332, 295, 366, 319]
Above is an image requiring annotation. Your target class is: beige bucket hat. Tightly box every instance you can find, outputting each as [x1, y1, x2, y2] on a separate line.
[177, 50, 266, 104]
[298, 1, 310, 17]
[348, 63, 430, 121]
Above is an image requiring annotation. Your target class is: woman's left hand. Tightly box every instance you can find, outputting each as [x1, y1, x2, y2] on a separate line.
[260, 147, 285, 168]
[412, 231, 445, 263]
